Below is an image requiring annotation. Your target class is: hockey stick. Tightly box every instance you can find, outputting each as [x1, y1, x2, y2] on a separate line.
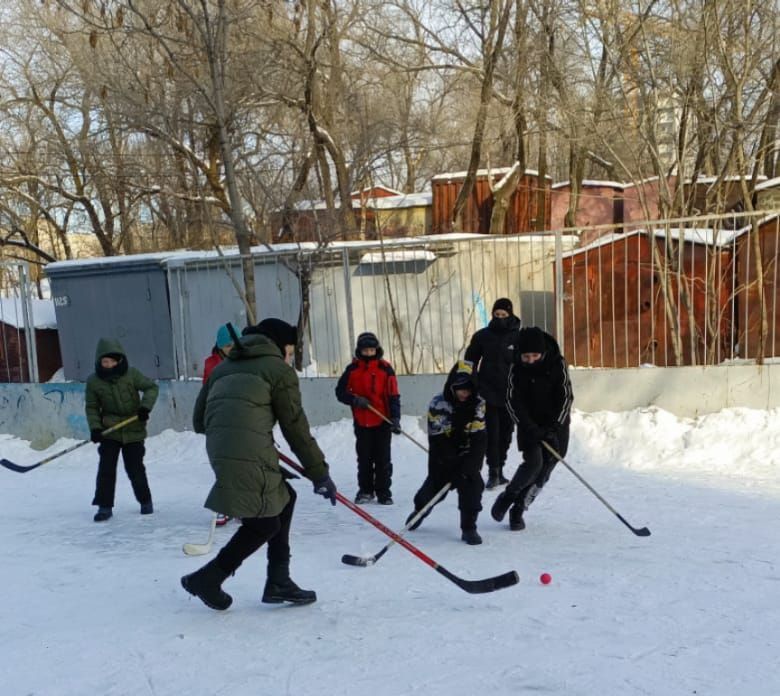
[341, 480, 451, 567]
[541, 440, 651, 537]
[366, 403, 428, 453]
[182, 514, 218, 556]
[277, 450, 518, 594]
[0, 416, 139, 474]
[340, 424, 452, 566]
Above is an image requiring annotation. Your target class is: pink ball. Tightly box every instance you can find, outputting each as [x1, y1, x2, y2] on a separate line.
[539, 573, 552, 585]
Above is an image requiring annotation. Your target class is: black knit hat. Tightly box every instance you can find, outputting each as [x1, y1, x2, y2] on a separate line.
[355, 331, 383, 358]
[492, 298, 513, 315]
[243, 318, 298, 356]
[356, 332, 379, 350]
[517, 327, 546, 354]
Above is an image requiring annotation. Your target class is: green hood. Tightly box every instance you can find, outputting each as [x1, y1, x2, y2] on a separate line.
[94, 337, 126, 362]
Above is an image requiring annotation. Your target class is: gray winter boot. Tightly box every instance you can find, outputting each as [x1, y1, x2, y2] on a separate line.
[181, 559, 233, 611]
[262, 562, 316, 605]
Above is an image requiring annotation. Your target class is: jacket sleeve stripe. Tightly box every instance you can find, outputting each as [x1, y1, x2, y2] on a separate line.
[505, 362, 519, 424]
[556, 358, 574, 425]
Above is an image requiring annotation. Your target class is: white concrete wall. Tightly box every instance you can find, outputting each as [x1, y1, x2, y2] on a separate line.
[4, 364, 780, 448]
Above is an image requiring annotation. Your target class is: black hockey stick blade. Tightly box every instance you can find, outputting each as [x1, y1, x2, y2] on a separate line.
[618, 513, 651, 536]
[341, 547, 389, 567]
[343, 551, 520, 593]
[0, 458, 44, 473]
[438, 567, 520, 594]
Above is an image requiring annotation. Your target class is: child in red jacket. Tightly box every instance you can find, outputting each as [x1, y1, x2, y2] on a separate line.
[203, 324, 234, 382]
[336, 332, 401, 505]
[202, 323, 234, 526]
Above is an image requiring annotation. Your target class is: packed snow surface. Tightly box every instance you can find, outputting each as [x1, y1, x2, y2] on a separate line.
[2, 407, 779, 695]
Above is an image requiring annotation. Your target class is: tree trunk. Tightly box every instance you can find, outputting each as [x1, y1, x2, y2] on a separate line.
[488, 163, 521, 235]
[208, 1, 256, 323]
[451, 0, 512, 231]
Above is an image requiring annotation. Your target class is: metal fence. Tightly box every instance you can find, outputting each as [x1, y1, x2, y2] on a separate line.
[0, 261, 40, 382]
[560, 210, 780, 367]
[163, 210, 780, 377]
[35, 211, 756, 380]
[164, 233, 577, 378]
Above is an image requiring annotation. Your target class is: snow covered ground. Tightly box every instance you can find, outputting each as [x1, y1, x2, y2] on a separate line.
[2, 407, 780, 696]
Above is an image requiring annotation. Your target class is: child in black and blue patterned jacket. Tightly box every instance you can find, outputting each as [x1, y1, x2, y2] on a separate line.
[405, 360, 487, 545]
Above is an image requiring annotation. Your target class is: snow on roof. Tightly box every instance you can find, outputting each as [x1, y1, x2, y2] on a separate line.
[621, 176, 661, 189]
[44, 229, 583, 275]
[561, 227, 747, 258]
[551, 180, 627, 190]
[291, 199, 342, 211]
[731, 212, 780, 232]
[291, 192, 428, 212]
[0, 297, 57, 330]
[349, 185, 404, 197]
[683, 175, 767, 186]
[46, 251, 192, 273]
[359, 250, 437, 264]
[755, 177, 780, 192]
[431, 168, 552, 181]
[366, 192, 432, 209]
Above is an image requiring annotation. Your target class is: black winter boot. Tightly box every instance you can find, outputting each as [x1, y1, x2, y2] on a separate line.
[181, 559, 233, 611]
[485, 468, 500, 490]
[262, 563, 316, 605]
[93, 507, 112, 522]
[498, 468, 510, 485]
[491, 491, 513, 522]
[509, 504, 526, 531]
[460, 511, 482, 545]
[461, 528, 483, 545]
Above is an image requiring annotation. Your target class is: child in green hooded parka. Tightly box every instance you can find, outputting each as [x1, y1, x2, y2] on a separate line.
[85, 338, 159, 522]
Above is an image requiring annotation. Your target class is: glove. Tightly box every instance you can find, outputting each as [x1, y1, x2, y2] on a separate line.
[90, 429, 103, 444]
[352, 396, 370, 409]
[391, 418, 402, 435]
[137, 407, 151, 423]
[313, 474, 337, 506]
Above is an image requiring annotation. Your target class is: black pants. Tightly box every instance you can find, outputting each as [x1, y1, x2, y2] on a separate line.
[92, 440, 152, 508]
[413, 454, 484, 528]
[215, 484, 296, 576]
[485, 405, 514, 471]
[355, 423, 392, 498]
[506, 425, 570, 508]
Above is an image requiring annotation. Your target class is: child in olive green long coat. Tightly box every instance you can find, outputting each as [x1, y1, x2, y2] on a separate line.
[85, 338, 159, 522]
